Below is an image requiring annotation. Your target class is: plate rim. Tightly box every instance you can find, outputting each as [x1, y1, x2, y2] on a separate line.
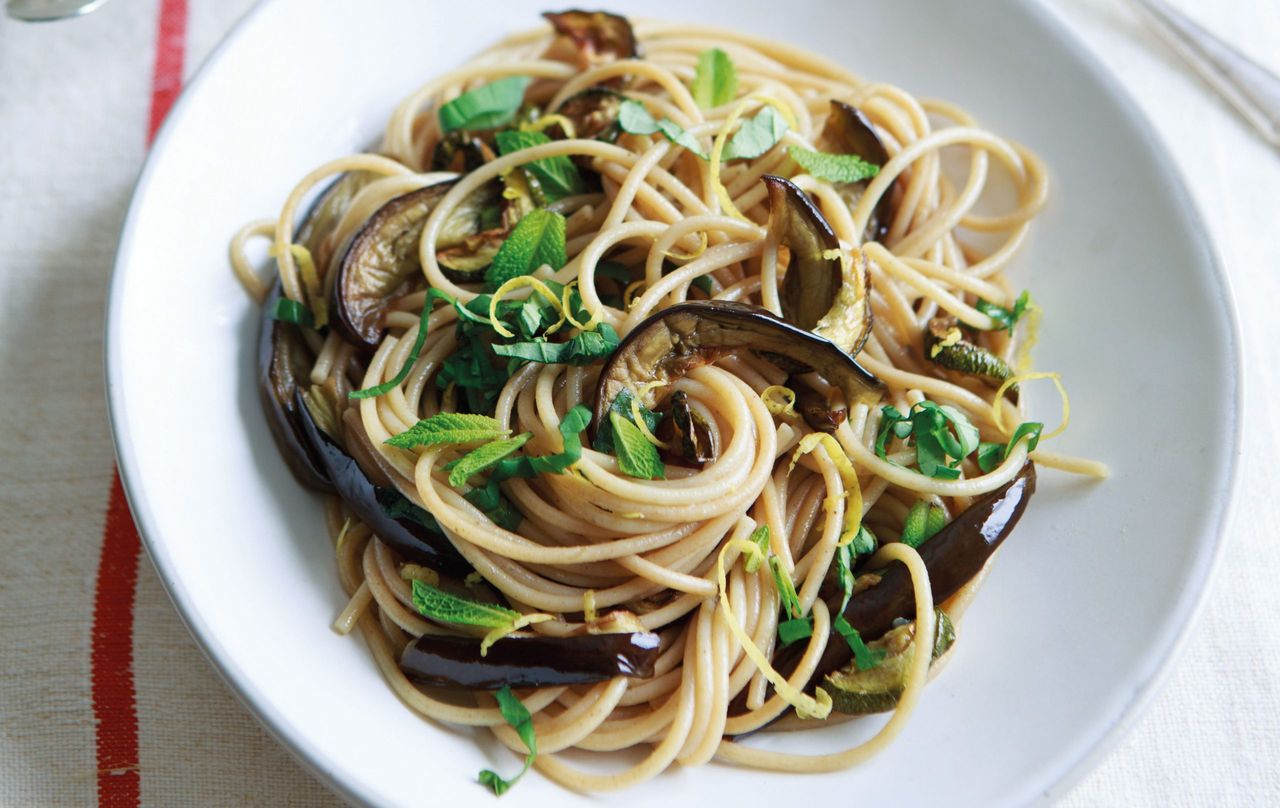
[102, 0, 1244, 805]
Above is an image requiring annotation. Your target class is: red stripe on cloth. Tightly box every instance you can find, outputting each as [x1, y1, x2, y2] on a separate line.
[92, 2, 188, 805]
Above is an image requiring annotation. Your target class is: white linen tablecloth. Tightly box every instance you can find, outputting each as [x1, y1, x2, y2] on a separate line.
[0, 0, 1275, 804]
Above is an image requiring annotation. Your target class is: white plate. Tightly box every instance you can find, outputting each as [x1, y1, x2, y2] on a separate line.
[105, 1, 1241, 805]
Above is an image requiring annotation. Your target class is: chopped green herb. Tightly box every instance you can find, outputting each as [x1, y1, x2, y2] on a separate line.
[976, 441, 1005, 473]
[609, 410, 666, 479]
[593, 389, 660, 454]
[778, 617, 813, 646]
[875, 401, 981, 479]
[595, 260, 633, 284]
[769, 556, 802, 619]
[850, 524, 877, 556]
[446, 433, 533, 487]
[656, 118, 710, 159]
[495, 129, 585, 202]
[787, 146, 880, 183]
[977, 421, 1044, 472]
[974, 290, 1033, 335]
[385, 412, 509, 450]
[691, 48, 738, 108]
[376, 487, 442, 533]
[490, 404, 592, 479]
[349, 288, 457, 400]
[745, 524, 771, 573]
[478, 685, 537, 795]
[691, 274, 715, 296]
[722, 106, 789, 161]
[464, 480, 523, 531]
[834, 614, 886, 671]
[617, 99, 660, 135]
[411, 579, 520, 629]
[485, 208, 567, 291]
[901, 500, 947, 548]
[271, 297, 315, 328]
[492, 323, 619, 366]
[438, 76, 531, 133]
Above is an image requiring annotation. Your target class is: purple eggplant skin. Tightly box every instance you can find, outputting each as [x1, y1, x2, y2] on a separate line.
[799, 462, 1037, 687]
[400, 631, 661, 690]
[258, 284, 333, 493]
[820, 100, 894, 243]
[292, 387, 473, 578]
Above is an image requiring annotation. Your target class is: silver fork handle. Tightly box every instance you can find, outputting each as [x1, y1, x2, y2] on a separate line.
[1128, 0, 1280, 149]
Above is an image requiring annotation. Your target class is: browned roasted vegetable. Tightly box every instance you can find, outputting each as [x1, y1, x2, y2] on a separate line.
[296, 172, 372, 287]
[593, 301, 884, 429]
[428, 131, 497, 173]
[258, 284, 332, 492]
[553, 87, 625, 142]
[792, 376, 847, 434]
[400, 630, 660, 690]
[543, 9, 639, 72]
[765, 175, 872, 357]
[657, 390, 718, 464]
[924, 316, 1013, 385]
[818, 100, 895, 242]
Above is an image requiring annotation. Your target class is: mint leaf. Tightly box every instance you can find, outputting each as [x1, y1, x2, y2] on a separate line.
[350, 288, 457, 400]
[656, 118, 709, 159]
[745, 524, 770, 574]
[976, 421, 1043, 472]
[977, 441, 1005, 473]
[769, 555, 802, 619]
[723, 106, 789, 161]
[492, 323, 619, 366]
[834, 614, 886, 671]
[438, 76, 531, 133]
[271, 297, 315, 328]
[787, 146, 881, 183]
[495, 129, 584, 202]
[411, 579, 519, 628]
[376, 487, 442, 533]
[386, 412, 509, 450]
[593, 388, 659, 454]
[464, 480, 522, 531]
[491, 404, 592, 478]
[901, 500, 946, 548]
[778, 617, 813, 646]
[875, 400, 983, 479]
[609, 410, 665, 479]
[478, 685, 536, 795]
[485, 208, 567, 291]
[446, 433, 532, 487]
[850, 524, 877, 556]
[618, 99, 660, 135]
[692, 48, 737, 108]
[974, 290, 1033, 335]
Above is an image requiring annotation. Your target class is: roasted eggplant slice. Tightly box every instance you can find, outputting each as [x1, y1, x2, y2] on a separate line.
[331, 181, 456, 348]
[293, 388, 472, 577]
[818, 100, 895, 242]
[823, 609, 955, 714]
[428, 131, 497, 174]
[593, 301, 884, 429]
[258, 284, 333, 493]
[792, 376, 847, 434]
[543, 9, 639, 71]
[765, 175, 872, 357]
[400, 630, 660, 690]
[924, 316, 1013, 386]
[553, 87, 625, 142]
[296, 172, 372, 279]
[657, 390, 719, 464]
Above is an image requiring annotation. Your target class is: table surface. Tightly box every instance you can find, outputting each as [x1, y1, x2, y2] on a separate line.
[1, 0, 1276, 805]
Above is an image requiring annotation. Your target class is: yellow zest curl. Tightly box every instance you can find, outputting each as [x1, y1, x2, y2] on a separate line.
[716, 530, 832, 720]
[523, 113, 577, 139]
[789, 433, 863, 548]
[710, 95, 801, 223]
[629, 381, 670, 448]
[480, 613, 553, 656]
[624, 279, 648, 309]
[664, 230, 709, 261]
[488, 275, 566, 338]
[761, 385, 797, 418]
[1015, 300, 1044, 373]
[561, 279, 602, 331]
[992, 371, 1070, 440]
[400, 564, 441, 586]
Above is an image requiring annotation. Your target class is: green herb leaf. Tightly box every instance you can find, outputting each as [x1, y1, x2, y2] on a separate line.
[778, 617, 813, 646]
[976, 421, 1043, 473]
[850, 524, 877, 556]
[411, 579, 518, 628]
[787, 146, 881, 183]
[485, 208, 567, 291]
[478, 685, 537, 795]
[723, 106, 789, 161]
[976, 441, 1005, 473]
[901, 500, 946, 548]
[834, 614, 886, 671]
[596, 260, 633, 284]
[271, 297, 315, 328]
[834, 543, 856, 613]
[692, 47, 737, 109]
[492, 323, 620, 366]
[691, 274, 715, 296]
[609, 410, 666, 479]
[491, 404, 592, 478]
[386, 412, 509, 450]
[447, 433, 532, 487]
[593, 388, 660, 454]
[745, 524, 771, 574]
[768, 555, 802, 619]
[350, 288, 457, 400]
[438, 76, 531, 133]
[875, 400, 982, 479]
[617, 99, 660, 135]
[656, 118, 710, 159]
[974, 290, 1032, 335]
[464, 480, 523, 531]
[376, 487, 442, 533]
[495, 129, 585, 202]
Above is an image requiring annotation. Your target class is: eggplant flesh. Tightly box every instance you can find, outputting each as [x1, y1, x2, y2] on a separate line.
[293, 387, 472, 577]
[593, 300, 884, 430]
[400, 631, 660, 690]
[543, 9, 639, 71]
[258, 284, 333, 493]
[764, 175, 872, 358]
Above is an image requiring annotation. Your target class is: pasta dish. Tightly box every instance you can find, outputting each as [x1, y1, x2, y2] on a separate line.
[230, 9, 1106, 794]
